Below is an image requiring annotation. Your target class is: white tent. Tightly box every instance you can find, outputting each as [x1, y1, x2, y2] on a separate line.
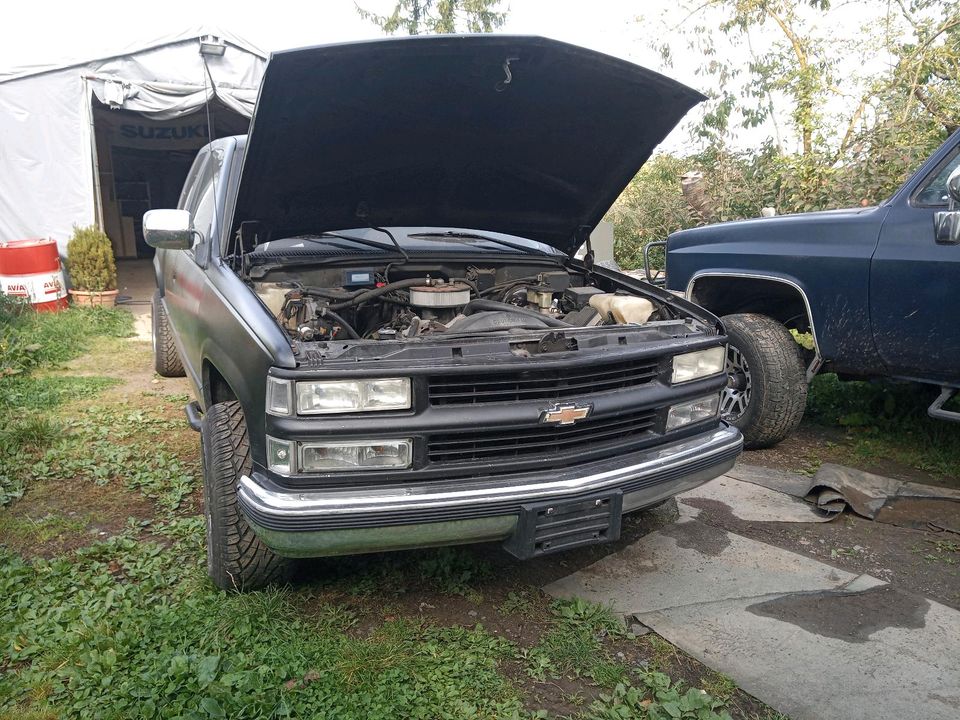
[0, 27, 267, 257]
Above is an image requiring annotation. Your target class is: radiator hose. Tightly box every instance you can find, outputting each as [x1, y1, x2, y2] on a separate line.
[462, 299, 572, 328]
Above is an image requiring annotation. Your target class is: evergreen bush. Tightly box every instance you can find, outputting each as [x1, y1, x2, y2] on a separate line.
[66, 226, 117, 292]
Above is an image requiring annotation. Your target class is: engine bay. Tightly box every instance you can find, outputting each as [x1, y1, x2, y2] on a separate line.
[250, 262, 679, 344]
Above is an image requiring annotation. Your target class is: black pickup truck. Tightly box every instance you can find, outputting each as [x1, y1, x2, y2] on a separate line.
[144, 35, 741, 591]
[662, 131, 960, 448]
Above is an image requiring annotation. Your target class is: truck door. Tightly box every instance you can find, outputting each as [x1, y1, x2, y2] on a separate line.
[870, 141, 960, 381]
[165, 146, 223, 383]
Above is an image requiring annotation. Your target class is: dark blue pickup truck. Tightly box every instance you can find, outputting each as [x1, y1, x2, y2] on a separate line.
[663, 130, 960, 448]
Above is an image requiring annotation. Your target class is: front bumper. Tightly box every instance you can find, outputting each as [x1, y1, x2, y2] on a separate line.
[238, 424, 742, 557]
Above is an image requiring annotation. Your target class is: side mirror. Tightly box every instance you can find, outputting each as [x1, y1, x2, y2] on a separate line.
[934, 210, 960, 245]
[933, 167, 960, 245]
[143, 209, 194, 250]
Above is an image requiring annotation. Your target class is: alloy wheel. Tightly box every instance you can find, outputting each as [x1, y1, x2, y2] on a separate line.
[721, 344, 752, 421]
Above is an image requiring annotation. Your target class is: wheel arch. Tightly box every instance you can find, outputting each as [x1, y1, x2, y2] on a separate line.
[686, 272, 822, 378]
[202, 358, 240, 410]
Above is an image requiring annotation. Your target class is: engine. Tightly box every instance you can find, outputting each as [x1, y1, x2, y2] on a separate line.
[254, 265, 662, 343]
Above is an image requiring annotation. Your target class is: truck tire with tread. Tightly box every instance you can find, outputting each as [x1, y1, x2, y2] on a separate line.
[203, 400, 292, 591]
[720, 313, 807, 449]
[152, 290, 185, 377]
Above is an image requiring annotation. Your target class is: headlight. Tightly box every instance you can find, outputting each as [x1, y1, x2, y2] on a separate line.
[666, 394, 721, 431]
[267, 377, 412, 415]
[297, 378, 410, 414]
[300, 439, 412, 472]
[672, 347, 725, 383]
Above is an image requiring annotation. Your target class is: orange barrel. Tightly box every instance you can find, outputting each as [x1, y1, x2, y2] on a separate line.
[0, 239, 69, 312]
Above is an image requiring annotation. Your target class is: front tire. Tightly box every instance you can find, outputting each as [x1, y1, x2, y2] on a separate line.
[720, 313, 807, 449]
[152, 290, 185, 377]
[202, 400, 292, 591]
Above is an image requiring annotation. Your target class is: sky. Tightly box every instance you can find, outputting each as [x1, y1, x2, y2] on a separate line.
[0, 0, 893, 154]
[0, 1, 675, 75]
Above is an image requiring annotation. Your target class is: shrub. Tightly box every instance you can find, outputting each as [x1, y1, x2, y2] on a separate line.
[66, 225, 117, 292]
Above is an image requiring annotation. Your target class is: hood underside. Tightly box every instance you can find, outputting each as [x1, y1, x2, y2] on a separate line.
[232, 35, 705, 254]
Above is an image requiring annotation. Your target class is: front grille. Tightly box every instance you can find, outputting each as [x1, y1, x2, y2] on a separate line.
[427, 357, 661, 405]
[427, 408, 658, 464]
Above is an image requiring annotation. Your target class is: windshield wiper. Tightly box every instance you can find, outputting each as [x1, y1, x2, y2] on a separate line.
[410, 231, 551, 257]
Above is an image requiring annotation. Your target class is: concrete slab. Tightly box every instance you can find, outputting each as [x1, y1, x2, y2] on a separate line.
[636, 588, 960, 720]
[544, 515, 960, 720]
[543, 519, 860, 615]
[678, 475, 830, 523]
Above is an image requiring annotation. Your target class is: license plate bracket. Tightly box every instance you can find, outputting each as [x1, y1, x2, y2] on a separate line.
[503, 490, 623, 560]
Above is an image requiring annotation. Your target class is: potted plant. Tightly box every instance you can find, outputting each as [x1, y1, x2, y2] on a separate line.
[66, 225, 118, 307]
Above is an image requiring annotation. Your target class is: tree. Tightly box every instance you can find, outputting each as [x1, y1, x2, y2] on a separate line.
[355, 0, 507, 35]
[606, 0, 960, 268]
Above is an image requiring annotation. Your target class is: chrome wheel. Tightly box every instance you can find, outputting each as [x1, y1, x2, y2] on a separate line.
[721, 345, 751, 421]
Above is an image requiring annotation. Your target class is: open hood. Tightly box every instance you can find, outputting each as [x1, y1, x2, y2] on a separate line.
[232, 35, 705, 255]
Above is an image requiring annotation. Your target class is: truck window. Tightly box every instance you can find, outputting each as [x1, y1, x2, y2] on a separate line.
[914, 147, 960, 207]
[184, 147, 225, 253]
[191, 182, 216, 249]
[178, 151, 209, 210]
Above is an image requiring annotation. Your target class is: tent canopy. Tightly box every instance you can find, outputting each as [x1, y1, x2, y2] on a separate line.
[0, 27, 267, 253]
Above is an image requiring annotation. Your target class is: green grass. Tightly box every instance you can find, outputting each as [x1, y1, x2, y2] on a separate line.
[1, 398, 198, 512]
[701, 672, 739, 703]
[0, 294, 761, 719]
[0, 534, 524, 720]
[0, 512, 88, 545]
[0, 297, 132, 376]
[805, 373, 960, 479]
[0, 375, 119, 413]
[521, 598, 628, 683]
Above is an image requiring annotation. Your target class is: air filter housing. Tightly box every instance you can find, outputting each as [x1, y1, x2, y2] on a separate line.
[408, 282, 471, 308]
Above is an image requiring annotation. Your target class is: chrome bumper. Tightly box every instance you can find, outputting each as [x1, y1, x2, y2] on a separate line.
[238, 424, 742, 557]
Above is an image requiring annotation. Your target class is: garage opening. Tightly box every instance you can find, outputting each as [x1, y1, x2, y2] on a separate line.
[92, 99, 249, 259]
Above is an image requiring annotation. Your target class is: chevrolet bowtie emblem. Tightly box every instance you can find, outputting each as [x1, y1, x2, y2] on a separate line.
[540, 402, 592, 426]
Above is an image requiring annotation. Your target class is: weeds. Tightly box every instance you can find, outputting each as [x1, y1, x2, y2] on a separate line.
[416, 546, 492, 596]
[587, 671, 733, 720]
[0, 537, 524, 719]
[701, 671, 738, 703]
[916, 539, 960, 566]
[522, 598, 627, 683]
[806, 373, 960, 478]
[498, 589, 538, 618]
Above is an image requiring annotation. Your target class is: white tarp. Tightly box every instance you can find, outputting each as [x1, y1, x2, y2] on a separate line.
[0, 27, 266, 254]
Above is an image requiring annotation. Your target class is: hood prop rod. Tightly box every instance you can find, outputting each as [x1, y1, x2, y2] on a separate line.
[572, 224, 594, 274]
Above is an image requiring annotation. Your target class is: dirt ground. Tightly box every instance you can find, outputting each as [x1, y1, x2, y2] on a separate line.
[749, 423, 940, 485]
[295, 503, 774, 718]
[683, 484, 960, 611]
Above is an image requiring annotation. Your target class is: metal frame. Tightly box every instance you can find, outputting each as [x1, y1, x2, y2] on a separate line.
[643, 240, 667, 285]
[686, 271, 824, 382]
[82, 77, 105, 231]
[928, 387, 960, 422]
